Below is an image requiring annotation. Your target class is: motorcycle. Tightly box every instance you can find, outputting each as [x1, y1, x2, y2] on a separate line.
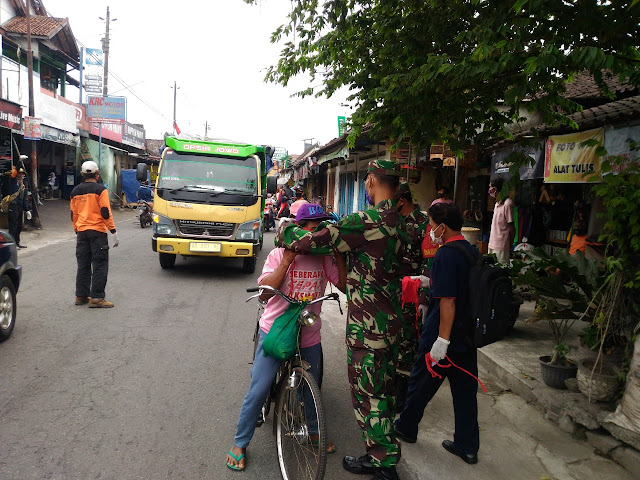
[138, 200, 153, 228]
[263, 203, 275, 232]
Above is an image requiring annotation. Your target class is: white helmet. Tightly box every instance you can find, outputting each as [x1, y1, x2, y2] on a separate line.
[81, 161, 99, 174]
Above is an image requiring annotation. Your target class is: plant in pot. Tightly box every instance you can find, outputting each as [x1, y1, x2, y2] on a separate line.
[512, 248, 604, 389]
[576, 154, 640, 401]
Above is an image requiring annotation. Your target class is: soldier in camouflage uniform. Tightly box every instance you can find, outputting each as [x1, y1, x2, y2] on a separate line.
[277, 160, 405, 480]
[395, 183, 429, 413]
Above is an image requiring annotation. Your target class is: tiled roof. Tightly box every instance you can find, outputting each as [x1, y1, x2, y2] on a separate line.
[2, 15, 67, 37]
[565, 71, 637, 100]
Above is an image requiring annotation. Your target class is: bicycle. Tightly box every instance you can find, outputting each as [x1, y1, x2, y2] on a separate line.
[246, 284, 342, 480]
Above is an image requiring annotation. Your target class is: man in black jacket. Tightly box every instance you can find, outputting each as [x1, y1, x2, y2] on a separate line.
[7, 168, 31, 248]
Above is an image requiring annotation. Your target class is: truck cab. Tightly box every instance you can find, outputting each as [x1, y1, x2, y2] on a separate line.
[143, 137, 276, 273]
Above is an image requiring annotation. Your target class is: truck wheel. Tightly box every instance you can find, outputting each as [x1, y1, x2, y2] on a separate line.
[0, 275, 17, 342]
[242, 256, 257, 274]
[159, 253, 176, 269]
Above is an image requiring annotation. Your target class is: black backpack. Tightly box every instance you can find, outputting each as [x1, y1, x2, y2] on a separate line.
[442, 241, 514, 348]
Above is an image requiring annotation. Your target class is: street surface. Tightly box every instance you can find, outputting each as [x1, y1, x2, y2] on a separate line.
[0, 203, 635, 479]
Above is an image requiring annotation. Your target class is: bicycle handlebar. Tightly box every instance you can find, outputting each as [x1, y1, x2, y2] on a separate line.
[246, 284, 341, 308]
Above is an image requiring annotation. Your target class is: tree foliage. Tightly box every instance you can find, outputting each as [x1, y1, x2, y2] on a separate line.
[246, 0, 640, 148]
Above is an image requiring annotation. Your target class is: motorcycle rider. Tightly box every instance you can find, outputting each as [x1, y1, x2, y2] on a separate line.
[136, 180, 153, 214]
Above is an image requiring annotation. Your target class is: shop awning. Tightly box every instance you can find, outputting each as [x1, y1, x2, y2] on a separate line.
[318, 145, 349, 165]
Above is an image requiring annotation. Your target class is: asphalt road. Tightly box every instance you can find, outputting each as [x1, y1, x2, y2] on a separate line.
[0, 217, 364, 480]
[1, 207, 636, 480]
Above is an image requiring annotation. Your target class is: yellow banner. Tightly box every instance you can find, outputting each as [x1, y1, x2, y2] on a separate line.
[544, 128, 603, 183]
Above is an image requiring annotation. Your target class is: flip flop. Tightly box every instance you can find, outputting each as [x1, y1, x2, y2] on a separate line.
[310, 438, 336, 454]
[226, 450, 246, 471]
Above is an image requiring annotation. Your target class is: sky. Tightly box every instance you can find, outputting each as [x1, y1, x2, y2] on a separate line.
[42, 0, 350, 155]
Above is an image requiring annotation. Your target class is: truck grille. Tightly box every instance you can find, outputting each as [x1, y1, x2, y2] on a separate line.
[178, 220, 235, 237]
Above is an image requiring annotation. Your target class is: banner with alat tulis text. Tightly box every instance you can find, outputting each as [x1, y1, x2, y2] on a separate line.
[544, 128, 604, 183]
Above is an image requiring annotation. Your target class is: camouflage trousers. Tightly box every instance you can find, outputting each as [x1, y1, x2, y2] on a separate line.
[397, 305, 422, 374]
[347, 345, 401, 468]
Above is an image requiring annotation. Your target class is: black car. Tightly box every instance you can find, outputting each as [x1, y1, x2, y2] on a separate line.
[0, 229, 21, 341]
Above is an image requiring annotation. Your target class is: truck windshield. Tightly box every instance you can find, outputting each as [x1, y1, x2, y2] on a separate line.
[157, 151, 258, 195]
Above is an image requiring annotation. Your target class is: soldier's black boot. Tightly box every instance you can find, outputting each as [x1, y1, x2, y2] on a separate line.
[371, 466, 400, 480]
[343, 454, 377, 475]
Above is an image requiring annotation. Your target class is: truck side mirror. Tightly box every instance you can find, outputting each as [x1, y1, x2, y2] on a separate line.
[266, 176, 278, 195]
[136, 162, 148, 182]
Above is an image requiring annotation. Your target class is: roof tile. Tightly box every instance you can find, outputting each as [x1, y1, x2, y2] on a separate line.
[2, 15, 67, 37]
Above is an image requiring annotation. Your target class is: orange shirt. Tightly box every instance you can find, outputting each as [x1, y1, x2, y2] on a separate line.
[70, 181, 116, 233]
[569, 234, 587, 255]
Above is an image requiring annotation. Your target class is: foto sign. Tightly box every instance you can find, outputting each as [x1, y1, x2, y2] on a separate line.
[86, 95, 126, 124]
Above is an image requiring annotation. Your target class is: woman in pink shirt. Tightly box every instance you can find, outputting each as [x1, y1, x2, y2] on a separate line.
[226, 204, 346, 472]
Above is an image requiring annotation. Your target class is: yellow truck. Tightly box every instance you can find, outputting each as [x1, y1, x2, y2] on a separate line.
[138, 136, 276, 273]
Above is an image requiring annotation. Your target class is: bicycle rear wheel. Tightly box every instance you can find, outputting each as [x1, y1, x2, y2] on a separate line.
[275, 366, 327, 480]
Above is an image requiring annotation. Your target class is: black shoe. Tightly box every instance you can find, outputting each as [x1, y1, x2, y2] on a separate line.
[343, 454, 377, 475]
[17, 244, 27, 249]
[394, 424, 417, 444]
[371, 466, 399, 480]
[442, 440, 478, 465]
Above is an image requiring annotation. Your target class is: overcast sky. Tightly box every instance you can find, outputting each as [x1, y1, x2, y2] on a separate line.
[43, 0, 350, 154]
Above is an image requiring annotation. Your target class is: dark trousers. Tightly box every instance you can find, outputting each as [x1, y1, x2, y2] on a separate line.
[8, 205, 23, 245]
[396, 336, 479, 455]
[76, 230, 109, 299]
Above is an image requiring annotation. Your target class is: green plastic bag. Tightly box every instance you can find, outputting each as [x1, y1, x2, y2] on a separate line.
[263, 302, 304, 361]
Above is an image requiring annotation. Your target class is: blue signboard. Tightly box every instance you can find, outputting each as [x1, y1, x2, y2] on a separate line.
[86, 95, 126, 124]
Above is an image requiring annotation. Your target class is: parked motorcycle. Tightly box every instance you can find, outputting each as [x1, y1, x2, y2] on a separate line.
[138, 200, 153, 228]
[263, 204, 275, 232]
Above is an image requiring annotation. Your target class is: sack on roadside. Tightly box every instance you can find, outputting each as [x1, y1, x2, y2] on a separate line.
[262, 302, 303, 361]
[442, 241, 514, 348]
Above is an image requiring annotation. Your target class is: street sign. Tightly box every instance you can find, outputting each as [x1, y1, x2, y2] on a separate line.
[86, 95, 126, 124]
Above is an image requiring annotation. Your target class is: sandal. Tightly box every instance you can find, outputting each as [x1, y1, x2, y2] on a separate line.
[226, 449, 246, 471]
[310, 436, 336, 454]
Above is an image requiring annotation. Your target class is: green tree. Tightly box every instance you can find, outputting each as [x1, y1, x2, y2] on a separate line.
[246, 0, 640, 147]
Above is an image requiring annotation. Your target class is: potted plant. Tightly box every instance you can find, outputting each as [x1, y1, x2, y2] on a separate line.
[512, 248, 604, 389]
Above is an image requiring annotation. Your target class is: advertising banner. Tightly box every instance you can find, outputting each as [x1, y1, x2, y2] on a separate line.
[37, 93, 78, 133]
[338, 116, 346, 137]
[544, 128, 604, 183]
[0, 127, 12, 162]
[603, 124, 640, 174]
[83, 48, 104, 94]
[90, 121, 123, 143]
[491, 141, 544, 180]
[122, 122, 146, 150]
[24, 116, 42, 140]
[41, 125, 80, 146]
[87, 95, 126, 123]
[0, 99, 22, 130]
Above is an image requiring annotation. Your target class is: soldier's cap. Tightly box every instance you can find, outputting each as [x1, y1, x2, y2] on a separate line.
[366, 159, 402, 177]
[295, 203, 331, 222]
[397, 182, 413, 201]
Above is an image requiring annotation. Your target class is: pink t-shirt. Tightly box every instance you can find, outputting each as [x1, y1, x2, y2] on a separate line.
[489, 197, 515, 251]
[290, 199, 309, 216]
[258, 248, 340, 348]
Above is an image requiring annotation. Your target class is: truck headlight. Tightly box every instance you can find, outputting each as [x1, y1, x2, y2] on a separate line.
[153, 213, 176, 236]
[236, 219, 261, 241]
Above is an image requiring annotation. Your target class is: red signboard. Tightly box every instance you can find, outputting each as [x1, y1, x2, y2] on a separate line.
[0, 99, 23, 130]
[90, 121, 122, 143]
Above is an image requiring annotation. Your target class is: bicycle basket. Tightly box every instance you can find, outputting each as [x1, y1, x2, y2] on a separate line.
[262, 302, 305, 361]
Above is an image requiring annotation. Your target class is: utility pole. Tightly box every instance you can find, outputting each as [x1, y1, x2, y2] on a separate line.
[204, 121, 210, 139]
[172, 81, 179, 134]
[101, 6, 111, 96]
[25, 0, 41, 228]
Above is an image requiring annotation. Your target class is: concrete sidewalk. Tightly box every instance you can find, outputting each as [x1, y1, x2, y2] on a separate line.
[17, 198, 138, 257]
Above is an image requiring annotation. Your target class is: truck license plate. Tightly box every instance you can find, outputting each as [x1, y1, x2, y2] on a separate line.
[189, 242, 221, 253]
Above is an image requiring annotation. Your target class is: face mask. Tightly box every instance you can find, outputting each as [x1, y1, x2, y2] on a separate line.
[430, 224, 444, 245]
[488, 188, 497, 198]
[438, 192, 445, 198]
[365, 190, 375, 206]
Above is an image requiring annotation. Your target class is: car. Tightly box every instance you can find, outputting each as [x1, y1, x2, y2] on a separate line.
[0, 229, 21, 341]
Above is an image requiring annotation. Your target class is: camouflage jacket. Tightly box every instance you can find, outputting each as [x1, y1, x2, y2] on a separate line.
[398, 205, 429, 277]
[278, 198, 406, 349]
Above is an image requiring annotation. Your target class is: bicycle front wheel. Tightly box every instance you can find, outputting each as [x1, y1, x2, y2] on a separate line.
[275, 366, 327, 480]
